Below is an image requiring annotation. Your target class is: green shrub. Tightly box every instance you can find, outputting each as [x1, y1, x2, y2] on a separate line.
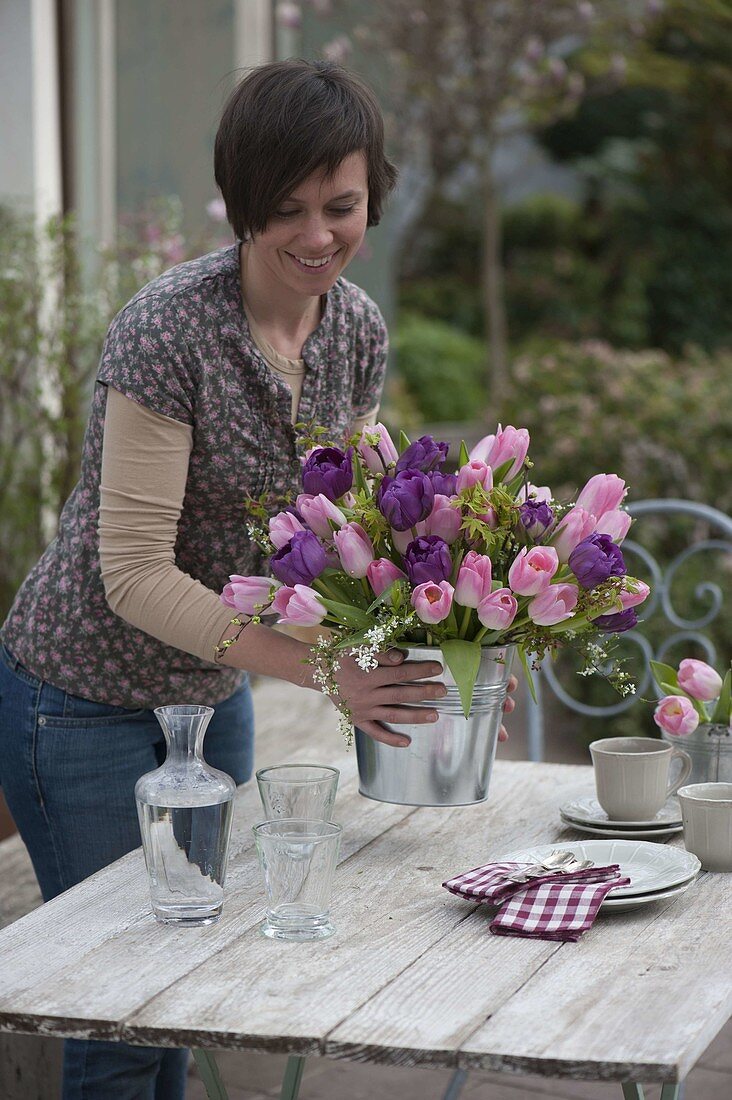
[503, 341, 731, 514]
[392, 313, 485, 422]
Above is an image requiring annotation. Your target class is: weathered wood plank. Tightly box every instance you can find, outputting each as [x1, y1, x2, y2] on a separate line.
[116, 765, 592, 1056]
[0, 763, 414, 1041]
[1, 675, 730, 1088]
[456, 865, 732, 1083]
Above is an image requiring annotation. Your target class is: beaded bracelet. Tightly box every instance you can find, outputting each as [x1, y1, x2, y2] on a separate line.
[213, 616, 250, 663]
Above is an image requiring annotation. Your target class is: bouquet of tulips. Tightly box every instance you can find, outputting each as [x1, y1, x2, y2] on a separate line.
[652, 658, 732, 735]
[223, 423, 649, 737]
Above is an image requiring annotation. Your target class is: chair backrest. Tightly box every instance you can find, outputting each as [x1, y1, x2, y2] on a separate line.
[525, 499, 732, 761]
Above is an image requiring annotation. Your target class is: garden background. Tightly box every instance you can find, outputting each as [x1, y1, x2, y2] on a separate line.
[1, 0, 731, 746]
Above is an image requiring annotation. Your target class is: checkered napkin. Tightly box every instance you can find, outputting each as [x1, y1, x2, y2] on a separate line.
[442, 861, 631, 942]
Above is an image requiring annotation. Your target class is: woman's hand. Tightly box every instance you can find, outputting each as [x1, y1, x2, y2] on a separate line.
[333, 649, 518, 748]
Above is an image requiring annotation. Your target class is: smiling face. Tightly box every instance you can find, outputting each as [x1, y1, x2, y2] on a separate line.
[245, 151, 369, 306]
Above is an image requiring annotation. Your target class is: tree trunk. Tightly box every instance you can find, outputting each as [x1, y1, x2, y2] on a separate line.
[480, 162, 509, 412]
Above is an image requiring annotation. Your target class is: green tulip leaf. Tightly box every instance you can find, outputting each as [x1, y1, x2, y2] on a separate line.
[518, 647, 538, 704]
[398, 430, 411, 454]
[441, 638, 482, 719]
[712, 667, 732, 725]
[316, 598, 371, 629]
[459, 439, 470, 467]
[650, 661, 679, 692]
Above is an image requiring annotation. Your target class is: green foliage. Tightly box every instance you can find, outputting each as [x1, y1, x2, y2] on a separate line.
[393, 313, 485, 421]
[503, 341, 732, 513]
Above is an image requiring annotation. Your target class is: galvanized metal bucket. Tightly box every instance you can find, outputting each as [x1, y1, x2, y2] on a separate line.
[355, 645, 515, 807]
[662, 724, 732, 785]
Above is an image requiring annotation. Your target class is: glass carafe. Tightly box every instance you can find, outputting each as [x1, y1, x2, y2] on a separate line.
[135, 705, 236, 925]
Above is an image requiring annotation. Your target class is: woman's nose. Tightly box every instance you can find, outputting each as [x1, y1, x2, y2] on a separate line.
[297, 217, 335, 253]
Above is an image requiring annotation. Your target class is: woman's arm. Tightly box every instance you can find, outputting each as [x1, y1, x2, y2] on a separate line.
[99, 387, 240, 661]
[99, 388, 446, 743]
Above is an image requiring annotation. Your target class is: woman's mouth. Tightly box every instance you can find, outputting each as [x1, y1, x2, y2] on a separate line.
[286, 250, 340, 274]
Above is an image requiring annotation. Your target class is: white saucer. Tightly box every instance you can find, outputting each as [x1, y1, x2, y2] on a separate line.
[560, 796, 682, 829]
[601, 878, 697, 912]
[499, 839, 701, 898]
[559, 813, 683, 840]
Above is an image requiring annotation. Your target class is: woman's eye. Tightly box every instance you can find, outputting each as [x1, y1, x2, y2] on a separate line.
[330, 206, 356, 217]
[274, 209, 299, 219]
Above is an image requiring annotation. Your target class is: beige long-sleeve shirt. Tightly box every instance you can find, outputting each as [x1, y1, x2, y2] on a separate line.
[99, 374, 378, 662]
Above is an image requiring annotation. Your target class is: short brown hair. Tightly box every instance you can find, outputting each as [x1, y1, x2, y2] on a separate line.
[214, 59, 397, 240]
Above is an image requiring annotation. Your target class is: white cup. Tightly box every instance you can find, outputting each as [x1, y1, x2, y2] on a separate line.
[590, 736, 692, 821]
[678, 783, 732, 871]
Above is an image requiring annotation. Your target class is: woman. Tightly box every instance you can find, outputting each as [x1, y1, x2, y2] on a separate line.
[0, 60, 514, 1099]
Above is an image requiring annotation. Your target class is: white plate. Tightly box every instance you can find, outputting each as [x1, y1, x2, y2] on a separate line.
[560, 796, 682, 829]
[499, 839, 701, 898]
[601, 878, 697, 912]
[559, 813, 683, 840]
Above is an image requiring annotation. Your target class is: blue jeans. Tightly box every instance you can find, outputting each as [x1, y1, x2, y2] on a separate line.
[0, 644, 254, 1100]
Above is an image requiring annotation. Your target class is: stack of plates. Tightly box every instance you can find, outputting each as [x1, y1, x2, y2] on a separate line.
[500, 839, 701, 913]
[559, 796, 682, 839]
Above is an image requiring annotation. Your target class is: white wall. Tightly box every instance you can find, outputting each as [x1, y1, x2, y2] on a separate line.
[0, 0, 62, 220]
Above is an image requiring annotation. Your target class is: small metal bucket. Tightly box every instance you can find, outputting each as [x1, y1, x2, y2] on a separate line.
[662, 724, 732, 785]
[356, 645, 514, 807]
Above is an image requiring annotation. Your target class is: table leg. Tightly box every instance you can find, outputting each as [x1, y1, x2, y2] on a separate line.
[621, 1086, 645, 1100]
[660, 1086, 681, 1100]
[280, 1054, 307, 1100]
[192, 1048, 230, 1099]
[442, 1067, 468, 1099]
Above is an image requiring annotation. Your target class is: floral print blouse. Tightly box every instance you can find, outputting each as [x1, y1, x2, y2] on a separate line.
[1, 244, 388, 708]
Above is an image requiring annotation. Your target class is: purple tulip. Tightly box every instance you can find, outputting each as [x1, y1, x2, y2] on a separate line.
[270, 530, 328, 587]
[377, 469, 435, 531]
[403, 535, 453, 586]
[595, 608, 638, 634]
[518, 500, 555, 540]
[302, 446, 354, 502]
[428, 469, 458, 496]
[568, 533, 626, 589]
[395, 435, 449, 474]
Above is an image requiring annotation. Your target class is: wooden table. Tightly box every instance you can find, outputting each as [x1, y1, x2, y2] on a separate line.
[0, 698, 730, 1100]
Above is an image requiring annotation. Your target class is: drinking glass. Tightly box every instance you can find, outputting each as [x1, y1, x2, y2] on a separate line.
[253, 819, 341, 940]
[256, 764, 339, 821]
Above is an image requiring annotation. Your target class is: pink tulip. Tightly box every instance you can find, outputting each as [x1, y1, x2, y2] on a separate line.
[576, 473, 627, 518]
[271, 584, 327, 627]
[507, 545, 559, 595]
[357, 422, 399, 473]
[456, 460, 493, 494]
[296, 493, 347, 540]
[477, 588, 518, 630]
[527, 583, 579, 626]
[221, 575, 279, 615]
[423, 494, 462, 543]
[411, 580, 454, 625]
[455, 551, 493, 608]
[619, 579, 650, 609]
[333, 522, 375, 578]
[552, 506, 596, 562]
[269, 510, 306, 549]
[654, 695, 700, 736]
[391, 526, 419, 554]
[678, 659, 723, 702]
[367, 558, 407, 597]
[470, 424, 530, 481]
[594, 509, 632, 543]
